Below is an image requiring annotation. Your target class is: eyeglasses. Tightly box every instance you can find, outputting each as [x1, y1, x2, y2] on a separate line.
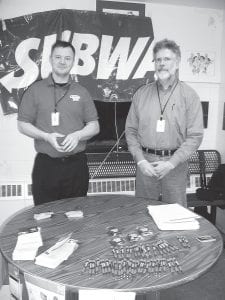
[154, 57, 174, 65]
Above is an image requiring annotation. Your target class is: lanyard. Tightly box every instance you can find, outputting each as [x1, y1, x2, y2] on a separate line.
[156, 80, 179, 120]
[53, 82, 71, 113]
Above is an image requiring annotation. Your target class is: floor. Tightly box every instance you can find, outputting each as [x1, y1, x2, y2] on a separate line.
[0, 285, 9, 299]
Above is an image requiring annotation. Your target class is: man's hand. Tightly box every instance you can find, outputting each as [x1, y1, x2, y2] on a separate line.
[138, 160, 158, 177]
[152, 161, 174, 179]
[45, 132, 65, 152]
[60, 132, 80, 152]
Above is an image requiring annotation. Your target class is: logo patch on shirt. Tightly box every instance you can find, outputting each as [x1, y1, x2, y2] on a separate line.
[70, 95, 80, 102]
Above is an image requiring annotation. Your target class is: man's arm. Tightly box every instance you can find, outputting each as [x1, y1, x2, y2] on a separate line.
[18, 120, 48, 141]
[125, 99, 157, 177]
[125, 98, 145, 163]
[169, 92, 204, 168]
[17, 120, 65, 152]
[77, 120, 100, 141]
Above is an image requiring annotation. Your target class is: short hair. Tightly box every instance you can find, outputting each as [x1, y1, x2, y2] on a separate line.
[51, 40, 75, 56]
[153, 39, 181, 59]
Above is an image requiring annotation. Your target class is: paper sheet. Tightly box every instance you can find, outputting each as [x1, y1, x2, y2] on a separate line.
[147, 203, 200, 230]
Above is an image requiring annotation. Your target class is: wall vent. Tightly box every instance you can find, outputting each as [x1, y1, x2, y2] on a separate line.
[186, 174, 212, 193]
[0, 174, 212, 200]
[87, 174, 211, 195]
[88, 177, 135, 195]
[0, 182, 24, 200]
[0, 182, 32, 200]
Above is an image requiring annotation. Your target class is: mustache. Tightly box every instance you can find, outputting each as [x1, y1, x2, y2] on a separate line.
[158, 68, 168, 72]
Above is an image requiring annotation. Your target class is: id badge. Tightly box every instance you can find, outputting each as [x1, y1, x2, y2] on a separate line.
[51, 112, 60, 126]
[156, 119, 165, 132]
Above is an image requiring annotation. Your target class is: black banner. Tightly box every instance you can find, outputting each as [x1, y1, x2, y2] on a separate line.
[0, 9, 154, 115]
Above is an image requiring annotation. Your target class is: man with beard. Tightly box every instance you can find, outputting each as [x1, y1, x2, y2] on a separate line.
[18, 40, 99, 205]
[125, 39, 204, 207]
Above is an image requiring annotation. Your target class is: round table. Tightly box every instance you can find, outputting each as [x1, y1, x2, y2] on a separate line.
[0, 195, 223, 300]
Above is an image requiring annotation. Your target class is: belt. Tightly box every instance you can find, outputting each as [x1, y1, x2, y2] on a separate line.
[142, 147, 177, 156]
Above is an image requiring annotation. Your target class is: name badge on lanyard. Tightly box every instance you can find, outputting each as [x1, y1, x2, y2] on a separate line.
[156, 80, 178, 133]
[156, 118, 165, 132]
[51, 112, 60, 126]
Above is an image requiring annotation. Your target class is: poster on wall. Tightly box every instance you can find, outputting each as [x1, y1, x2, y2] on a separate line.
[0, 9, 154, 115]
[180, 50, 217, 82]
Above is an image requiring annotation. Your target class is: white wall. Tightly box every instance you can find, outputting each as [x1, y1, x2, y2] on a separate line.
[136, 0, 225, 9]
[0, 0, 96, 18]
[0, 0, 225, 18]
[216, 14, 225, 161]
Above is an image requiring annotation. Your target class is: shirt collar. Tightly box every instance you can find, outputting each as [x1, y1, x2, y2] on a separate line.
[46, 74, 72, 87]
[157, 76, 178, 92]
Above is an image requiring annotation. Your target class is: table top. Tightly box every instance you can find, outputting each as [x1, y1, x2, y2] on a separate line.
[0, 194, 223, 294]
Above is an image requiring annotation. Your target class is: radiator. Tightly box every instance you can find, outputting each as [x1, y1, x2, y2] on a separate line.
[0, 182, 32, 200]
[0, 174, 212, 200]
[87, 174, 212, 195]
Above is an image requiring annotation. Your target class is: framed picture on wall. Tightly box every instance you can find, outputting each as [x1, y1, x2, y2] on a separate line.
[96, 0, 145, 16]
[180, 50, 219, 83]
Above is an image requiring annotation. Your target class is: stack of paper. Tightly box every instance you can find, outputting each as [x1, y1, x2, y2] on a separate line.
[147, 203, 200, 230]
[65, 210, 83, 218]
[12, 227, 43, 260]
[35, 234, 78, 269]
[34, 212, 54, 220]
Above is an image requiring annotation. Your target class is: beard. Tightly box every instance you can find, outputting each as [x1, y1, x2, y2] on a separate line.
[157, 70, 170, 80]
[156, 67, 177, 81]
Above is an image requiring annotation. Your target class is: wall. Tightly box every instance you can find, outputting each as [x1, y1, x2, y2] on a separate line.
[216, 11, 225, 161]
[215, 6, 225, 233]
[0, 0, 96, 18]
[0, 0, 225, 224]
[1, 0, 225, 19]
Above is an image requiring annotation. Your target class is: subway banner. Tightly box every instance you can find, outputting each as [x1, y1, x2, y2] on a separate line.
[0, 9, 154, 115]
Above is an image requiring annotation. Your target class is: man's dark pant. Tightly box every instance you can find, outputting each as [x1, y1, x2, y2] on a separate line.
[32, 152, 89, 206]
